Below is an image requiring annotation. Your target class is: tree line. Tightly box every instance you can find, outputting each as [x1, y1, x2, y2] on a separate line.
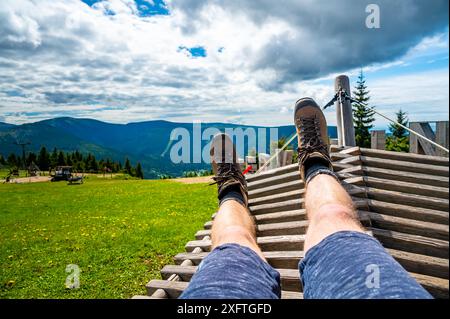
[0, 147, 144, 179]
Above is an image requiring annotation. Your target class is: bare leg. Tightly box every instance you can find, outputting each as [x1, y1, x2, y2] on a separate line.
[304, 174, 364, 253]
[212, 200, 266, 261]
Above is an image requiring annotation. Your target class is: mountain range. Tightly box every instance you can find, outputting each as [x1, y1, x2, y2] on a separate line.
[0, 118, 337, 179]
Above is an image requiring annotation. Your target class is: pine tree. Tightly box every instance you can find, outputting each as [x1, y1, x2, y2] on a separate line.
[50, 148, 58, 169]
[0, 154, 5, 165]
[352, 70, 375, 148]
[37, 147, 50, 171]
[26, 152, 37, 166]
[124, 158, 132, 175]
[389, 109, 408, 139]
[386, 109, 409, 152]
[57, 151, 66, 166]
[7, 153, 18, 167]
[135, 162, 144, 179]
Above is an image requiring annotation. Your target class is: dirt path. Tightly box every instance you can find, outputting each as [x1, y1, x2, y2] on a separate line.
[172, 176, 214, 184]
[1, 176, 52, 184]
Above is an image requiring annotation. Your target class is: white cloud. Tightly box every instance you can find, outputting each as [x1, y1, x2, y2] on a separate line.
[0, 0, 448, 128]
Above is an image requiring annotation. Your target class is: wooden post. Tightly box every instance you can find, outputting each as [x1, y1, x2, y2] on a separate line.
[409, 122, 436, 156]
[371, 130, 386, 150]
[435, 121, 449, 158]
[334, 75, 356, 147]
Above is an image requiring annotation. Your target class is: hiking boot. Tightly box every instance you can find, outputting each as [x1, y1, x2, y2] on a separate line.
[294, 97, 333, 182]
[210, 133, 248, 206]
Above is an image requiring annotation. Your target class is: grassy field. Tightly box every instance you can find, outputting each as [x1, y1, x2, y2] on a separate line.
[0, 176, 216, 298]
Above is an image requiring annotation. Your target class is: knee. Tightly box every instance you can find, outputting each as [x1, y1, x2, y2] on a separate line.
[213, 225, 256, 247]
[312, 204, 358, 224]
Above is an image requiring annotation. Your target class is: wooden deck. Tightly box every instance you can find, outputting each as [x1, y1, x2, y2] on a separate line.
[136, 146, 449, 299]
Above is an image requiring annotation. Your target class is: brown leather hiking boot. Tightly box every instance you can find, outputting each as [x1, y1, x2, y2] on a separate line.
[210, 133, 248, 206]
[294, 97, 333, 183]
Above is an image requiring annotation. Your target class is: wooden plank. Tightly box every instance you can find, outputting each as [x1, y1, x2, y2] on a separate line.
[248, 171, 300, 190]
[175, 251, 304, 269]
[355, 175, 449, 199]
[410, 272, 449, 299]
[246, 164, 297, 183]
[371, 130, 386, 150]
[257, 221, 309, 237]
[387, 249, 449, 279]
[249, 189, 304, 207]
[250, 198, 304, 215]
[174, 252, 208, 265]
[146, 280, 188, 298]
[251, 200, 368, 225]
[361, 155, 448, 176]
[174, 247, 448, 280]
[371, 228, 449, 259]
[364, 187, 449, 211]
[249, 179, 304, 199]
[159, 265, 448, 298]
[360, 147, 449, 166]
[368, 211, 449, 241]
[254, 209, 307, 224]
[367, 199, 449, 225]
[409, 122, 436, 156]
[161, 265, 196, 281]
[435, 121, 449, 158]
[358, 165, 448, 188]
[281, 291, 303, 299]
[186, 235, 307, 253]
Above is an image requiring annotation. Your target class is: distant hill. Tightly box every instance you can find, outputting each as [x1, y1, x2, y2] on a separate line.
[0, 117, 337, 178]
[0, 122, 16, 132]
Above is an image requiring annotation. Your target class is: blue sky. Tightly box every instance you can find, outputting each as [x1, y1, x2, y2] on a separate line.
[0, 0, 448, 129]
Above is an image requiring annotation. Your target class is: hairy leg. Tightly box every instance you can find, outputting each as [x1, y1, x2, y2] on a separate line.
[211, 200, 265, 261]
[304, 174, 364, 253]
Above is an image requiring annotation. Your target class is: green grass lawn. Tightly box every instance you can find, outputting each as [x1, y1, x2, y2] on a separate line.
[0, 177, 216, 298]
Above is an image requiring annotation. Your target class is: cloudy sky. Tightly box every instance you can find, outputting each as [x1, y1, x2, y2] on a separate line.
[0, 0, 448, 128]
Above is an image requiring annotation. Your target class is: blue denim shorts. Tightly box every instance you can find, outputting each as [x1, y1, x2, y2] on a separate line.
[180, 231, 432, 299]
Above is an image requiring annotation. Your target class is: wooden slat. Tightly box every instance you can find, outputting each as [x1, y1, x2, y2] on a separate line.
[368, 211, 449, 240]
[362, 176, 448, 199]
[246, 164, 297, 183]
[146, 280, 188, 298]
[249, 179, 304, 199]
[211, 208, 309, 224]
[387, 249, 449, 279]
[371, 228, 448, 259]
[175, 251, 304, 269]
[250, 199, 304, 215]
[198, 213, 370, 239]
[254, 209, 307, 224]
[361, 156, 449, 177]
[249, 189, 305, 206]
[345, 165, 449, 188]
[187, 235, 306, 253]
[248, 170, 300, 191]
[364, 187, 449, 211]
[161, 265, 196, 281]
[360, 147, 449, 167]
[160, 265, 448, 298]
[281, 291, 303, 299]
[410, 272, 449, 299]
[367, 199, 449, 225]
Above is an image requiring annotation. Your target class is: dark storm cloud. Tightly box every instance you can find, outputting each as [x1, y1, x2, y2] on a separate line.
[170, 0, 449, 89]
